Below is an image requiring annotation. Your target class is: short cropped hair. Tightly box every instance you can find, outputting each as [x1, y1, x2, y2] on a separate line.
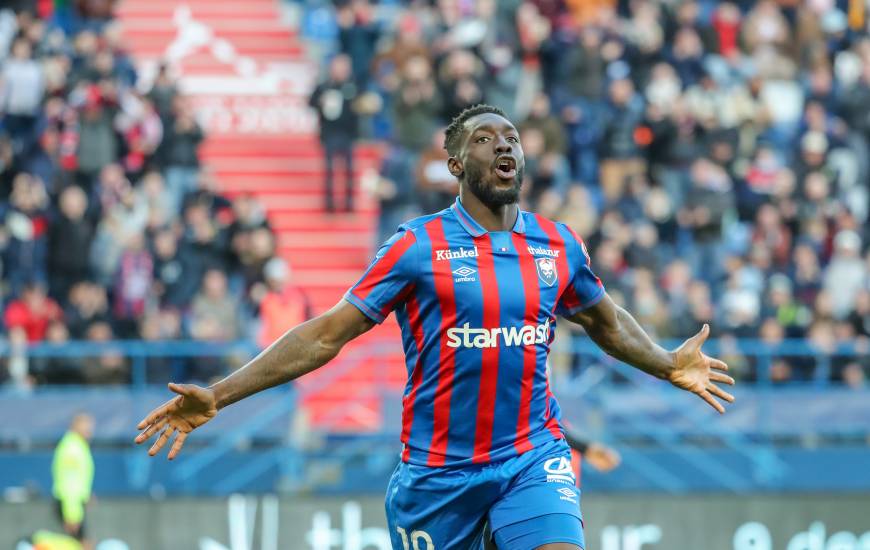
[443, 104, 508, 157]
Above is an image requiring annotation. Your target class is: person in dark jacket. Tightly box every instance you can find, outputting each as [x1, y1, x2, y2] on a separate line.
[48, 185, 94, 302]
[309, 54, 360, 212]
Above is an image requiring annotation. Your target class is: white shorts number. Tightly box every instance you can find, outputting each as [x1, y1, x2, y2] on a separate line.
[396, 526, 435, 550]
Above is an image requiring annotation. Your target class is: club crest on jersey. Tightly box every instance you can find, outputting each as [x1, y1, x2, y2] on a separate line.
[536, 257, 558, 286]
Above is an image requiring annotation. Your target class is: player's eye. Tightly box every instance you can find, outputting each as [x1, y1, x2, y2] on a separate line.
[507, 136, 519, 143]
[476, 136, 489, 143]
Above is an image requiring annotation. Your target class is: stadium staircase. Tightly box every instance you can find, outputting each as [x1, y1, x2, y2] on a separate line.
[117, 0, 405, 432]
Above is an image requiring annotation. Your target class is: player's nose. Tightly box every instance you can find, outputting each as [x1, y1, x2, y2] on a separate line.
[494, 135, 512, 154]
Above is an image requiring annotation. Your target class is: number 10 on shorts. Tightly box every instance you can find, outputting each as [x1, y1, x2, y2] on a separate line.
[396, 526, 435, 550]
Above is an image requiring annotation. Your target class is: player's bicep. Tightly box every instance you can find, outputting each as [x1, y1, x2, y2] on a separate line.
[322, 298, 377, 345]
[564, 292, 619, 334]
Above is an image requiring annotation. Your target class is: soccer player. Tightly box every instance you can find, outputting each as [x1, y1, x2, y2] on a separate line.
[135, 104, 735, 550]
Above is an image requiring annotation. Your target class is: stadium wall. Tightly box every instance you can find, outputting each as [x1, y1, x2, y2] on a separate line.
[4, 495, 870, 550]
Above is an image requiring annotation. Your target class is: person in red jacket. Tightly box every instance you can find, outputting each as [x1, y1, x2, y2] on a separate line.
[4, 282, 63, 342]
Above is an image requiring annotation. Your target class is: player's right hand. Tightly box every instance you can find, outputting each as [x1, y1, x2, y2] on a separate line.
[135, 382, 218, 460]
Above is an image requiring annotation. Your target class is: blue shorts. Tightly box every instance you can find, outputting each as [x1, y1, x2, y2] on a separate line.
[385, 438, 584, 550]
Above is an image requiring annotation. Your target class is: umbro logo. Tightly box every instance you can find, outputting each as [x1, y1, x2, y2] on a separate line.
[558, 486, 578, 503]
[452, 266, 476, 283]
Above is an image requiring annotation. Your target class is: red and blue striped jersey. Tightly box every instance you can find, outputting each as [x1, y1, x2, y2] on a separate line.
[345, 198, 605, 467]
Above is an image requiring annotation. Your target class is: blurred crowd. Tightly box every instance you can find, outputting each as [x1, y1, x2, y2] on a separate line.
[0, 2, 309, 387]
[304, 0, 870, 386]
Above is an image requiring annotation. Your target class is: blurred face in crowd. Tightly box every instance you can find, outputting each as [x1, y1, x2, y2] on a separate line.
[329, 54, 352, 82]
[609, 78, 635, 106]
[46, 321, 69, 343]
[60, 186, 88, 221]
[154, 229, 178, 259]
[450, 113, 525, 208]
[203, 270, 228, 299]
[23, 284, 48, 309]
[11, 38, 32, 60]
[529, 93, 551, 119]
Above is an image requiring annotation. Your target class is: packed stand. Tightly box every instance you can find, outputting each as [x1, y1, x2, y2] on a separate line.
[305, 0, 870, 386]
[0, 3, 301, 388]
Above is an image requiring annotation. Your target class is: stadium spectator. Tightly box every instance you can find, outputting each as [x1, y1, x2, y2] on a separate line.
[151, 227, 198, 309]
[64, 281, 110, 340]
[31, 320, 82, 385]
[2, 172, 49, 296]
[189, 269, 240, 343]
[4, 282, 62, 342]
[335, 0, 380, 89]
[309, 53, 359, 212]
[255, 258, 311, 350]
[162, 96, 203, 211]
[1, 37, 44, 152]
[365, 143, 420, 245]
[81, 320, 127, 384]
[392, 55, 443, 153]
[111, 232, 153, 337]
[415, 128, 455, 213]
[47, 185, 93, 301]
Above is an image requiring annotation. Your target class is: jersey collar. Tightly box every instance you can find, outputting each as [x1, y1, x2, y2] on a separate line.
[451, 197, 526, 236]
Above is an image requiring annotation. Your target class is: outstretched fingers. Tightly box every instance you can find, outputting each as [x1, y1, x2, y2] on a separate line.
[167, 431, 189, 461]
[697, 389, 725, 414]
[707, 382, 735, 403]
[136, 396, 180, 430]
[710, 371, 735, 385]
[708, 357, 729, 372]
[149, 425, 176, 456]
[135, 415, 168, 444]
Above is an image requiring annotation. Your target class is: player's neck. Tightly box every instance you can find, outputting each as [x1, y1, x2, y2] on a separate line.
[457, 189, 519, 233]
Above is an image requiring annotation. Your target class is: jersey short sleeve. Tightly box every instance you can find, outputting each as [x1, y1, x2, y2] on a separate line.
[345, 228, 418, 323]
[555, 226, 605, 317]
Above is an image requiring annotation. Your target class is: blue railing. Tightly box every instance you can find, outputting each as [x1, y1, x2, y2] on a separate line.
[1, 338, 868, 494]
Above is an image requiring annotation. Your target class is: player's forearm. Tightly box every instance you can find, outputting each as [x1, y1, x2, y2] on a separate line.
[585, 305, 675, 380]
[211, 319, 343, 409]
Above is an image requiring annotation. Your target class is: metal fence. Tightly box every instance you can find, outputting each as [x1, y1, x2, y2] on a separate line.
[1, 338, 868, 495]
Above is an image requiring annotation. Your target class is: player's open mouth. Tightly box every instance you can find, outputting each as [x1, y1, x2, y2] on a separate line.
[494, 156, 517, 180]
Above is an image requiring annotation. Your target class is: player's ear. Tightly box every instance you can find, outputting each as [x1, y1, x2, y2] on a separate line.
[448, 157, 463, 178]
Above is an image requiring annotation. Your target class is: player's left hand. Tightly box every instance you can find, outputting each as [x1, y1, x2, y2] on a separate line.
[668, 324, 735, 414]
[584, 443, 621, 472]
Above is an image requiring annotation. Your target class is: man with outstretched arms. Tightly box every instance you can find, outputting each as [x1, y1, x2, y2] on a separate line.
[136, 104, 735, 550]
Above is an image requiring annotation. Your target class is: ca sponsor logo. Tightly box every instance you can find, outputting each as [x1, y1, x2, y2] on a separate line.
[544, 456, 576, 485]
[452, 266, 477, 283]
[445, 319, 550, 349]
[435, 247, 478, 261]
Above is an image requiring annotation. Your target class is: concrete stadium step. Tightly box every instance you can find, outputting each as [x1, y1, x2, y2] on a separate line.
[121, 19, 291, 34]
[120, 0, 400, 431]
[127, 38, 304, 58]
[201, 141, 383, 157]
[216, 178, 369, 194]
[278, 231, 373, 249]
[269, 212, 374, 232]
[226, 194, 375, 213]
[292, 270, 363, 288]
[117, 3, 281, 18]
[205, 156, 380, 172]
[282, 251, 371, 270]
